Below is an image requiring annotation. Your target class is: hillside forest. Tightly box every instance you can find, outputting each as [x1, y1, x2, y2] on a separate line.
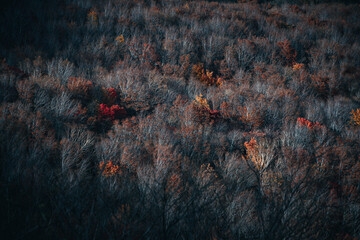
[1, 0, 360, 239]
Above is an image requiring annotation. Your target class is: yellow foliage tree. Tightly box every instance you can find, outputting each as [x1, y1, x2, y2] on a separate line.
[194, 94, 210, 110]
[244, 137, 275, 172]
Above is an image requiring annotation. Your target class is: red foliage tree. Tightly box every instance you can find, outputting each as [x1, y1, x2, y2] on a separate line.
[297, 117, 323, 130]
[98, 104, 126, 121]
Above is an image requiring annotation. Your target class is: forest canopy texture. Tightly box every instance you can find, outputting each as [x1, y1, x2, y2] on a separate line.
[1, 0, 360, 239]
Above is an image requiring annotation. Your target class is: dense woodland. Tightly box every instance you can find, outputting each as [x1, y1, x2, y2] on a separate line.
[1, 0, 360, 239]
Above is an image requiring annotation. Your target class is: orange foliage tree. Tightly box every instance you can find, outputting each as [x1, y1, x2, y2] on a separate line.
[99, 161, 121, 177]
[192, 63, 223, 87]
[349, 109, 360, 127]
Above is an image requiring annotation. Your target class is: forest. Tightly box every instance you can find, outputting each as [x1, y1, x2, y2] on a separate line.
[0, 0, 360, 239]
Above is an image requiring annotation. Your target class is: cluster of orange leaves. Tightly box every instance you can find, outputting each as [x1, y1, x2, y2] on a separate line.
[244, 137, 263, 170]
[194, 94, 210, 109]
[244, 137, 258, 154]
[292, 62, 304, 70]
[192, 63, 223, 87]
[297, 117, 323, 129]
[350, 109, 360, 127]
[99, 161, 121, 177]
[115, 34, 125, 44]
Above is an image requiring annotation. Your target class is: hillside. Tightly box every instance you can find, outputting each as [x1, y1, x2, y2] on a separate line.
[1, 0, 360, 239]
